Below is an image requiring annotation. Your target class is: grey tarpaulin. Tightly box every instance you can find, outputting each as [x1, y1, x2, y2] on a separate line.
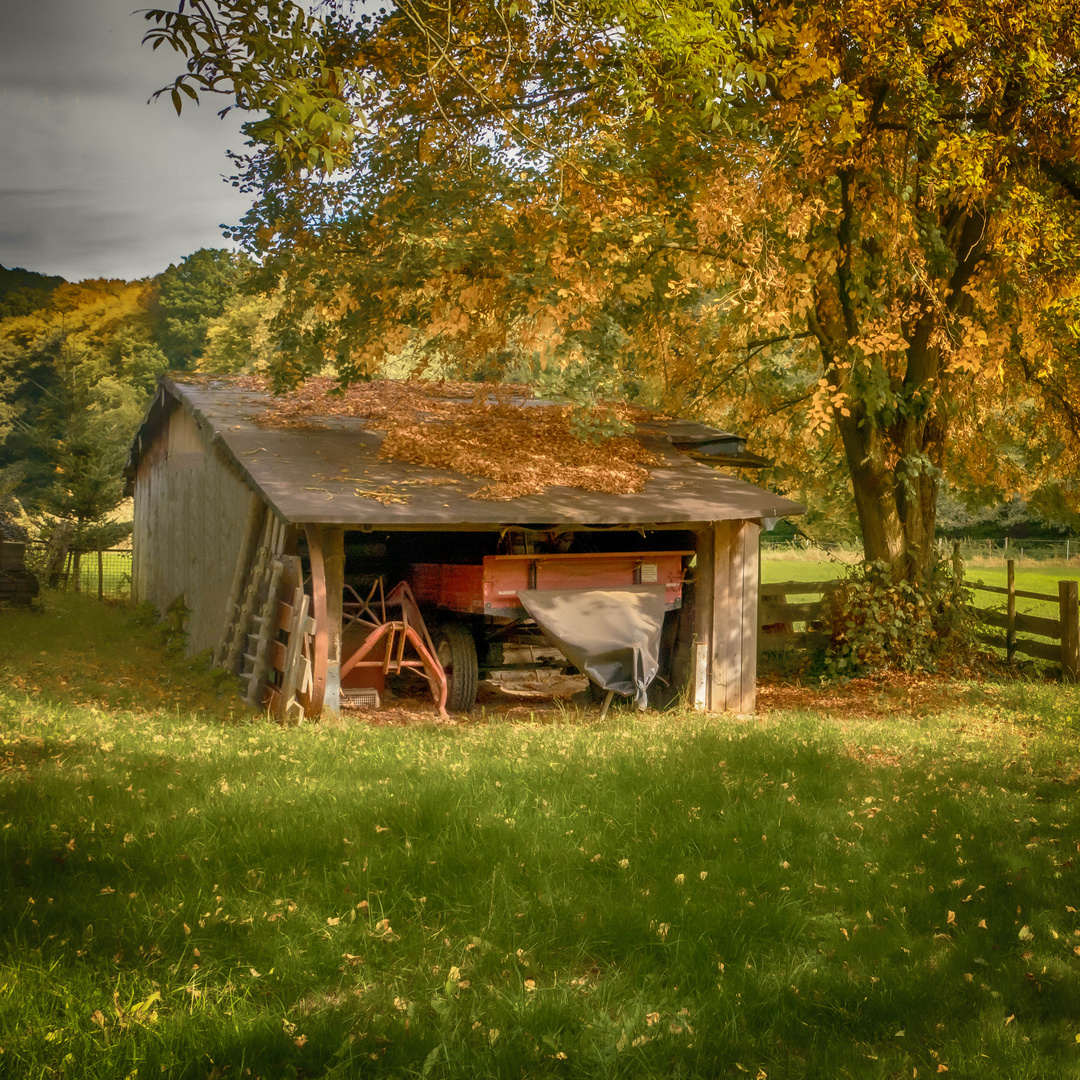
[516, 586, 667, 709]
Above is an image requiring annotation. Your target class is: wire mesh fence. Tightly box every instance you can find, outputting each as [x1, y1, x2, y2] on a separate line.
[23, 542, 132, 598]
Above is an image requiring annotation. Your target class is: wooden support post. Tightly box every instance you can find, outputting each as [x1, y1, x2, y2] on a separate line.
[713, 519, 735, 713]
[306, 524, 345, 714]
[1006, 559, 1016, 664]
[1060, 579, 1079, 684]
[736, 521, 760, 714]
[97, 541, 104, 601]
[693, 525, 716, 710]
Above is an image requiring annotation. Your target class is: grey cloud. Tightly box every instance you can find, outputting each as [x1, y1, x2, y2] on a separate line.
[0, 0, 255, 281]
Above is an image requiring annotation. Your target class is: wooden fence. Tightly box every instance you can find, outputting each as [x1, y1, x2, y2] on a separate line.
[0, 541, 39, 606]
[968, 560, 1079, 680]
[758, 580, 835, 671]
[757, 563, 1080, 682]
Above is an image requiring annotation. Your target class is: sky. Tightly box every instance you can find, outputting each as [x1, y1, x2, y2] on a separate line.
[0, 0, 255, 283]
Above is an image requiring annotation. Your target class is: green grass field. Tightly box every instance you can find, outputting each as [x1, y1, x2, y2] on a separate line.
[4, 593, 1080, 1077]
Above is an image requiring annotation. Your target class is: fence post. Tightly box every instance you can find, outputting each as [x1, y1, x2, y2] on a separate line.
[1006, 559, 1016, 664]
[1060, 580, 1079, 683]
[97, 541, 104, 601]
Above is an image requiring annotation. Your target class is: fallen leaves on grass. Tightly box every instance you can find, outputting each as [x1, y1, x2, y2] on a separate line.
[756, 673, 969, 720]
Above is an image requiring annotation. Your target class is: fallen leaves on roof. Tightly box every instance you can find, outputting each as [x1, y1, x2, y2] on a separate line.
[228, 376, 662, 500]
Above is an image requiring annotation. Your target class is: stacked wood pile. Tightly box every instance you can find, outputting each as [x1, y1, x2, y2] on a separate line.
[0, 542, 39, 606]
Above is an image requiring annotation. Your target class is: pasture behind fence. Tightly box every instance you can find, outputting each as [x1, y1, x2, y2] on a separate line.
[757, 560, 1080, 681]
[761, 537, 1080, 564]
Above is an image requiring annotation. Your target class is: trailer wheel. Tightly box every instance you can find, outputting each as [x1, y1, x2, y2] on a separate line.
[435, 621, 478, 713]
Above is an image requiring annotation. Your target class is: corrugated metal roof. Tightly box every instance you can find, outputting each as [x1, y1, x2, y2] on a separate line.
[127, 378, 805, 528]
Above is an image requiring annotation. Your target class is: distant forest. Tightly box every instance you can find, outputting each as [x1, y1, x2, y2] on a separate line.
[0, 251, 1074, 563]
[0, 250, 261, 552]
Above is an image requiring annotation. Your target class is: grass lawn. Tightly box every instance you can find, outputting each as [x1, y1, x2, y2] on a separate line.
[4, 594, 1080, 1077]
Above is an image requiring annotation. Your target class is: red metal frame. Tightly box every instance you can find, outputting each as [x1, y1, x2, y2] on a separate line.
[305, 525, 330, 713]
[339, 579, 448, 717]
[340, 621, 448, 717]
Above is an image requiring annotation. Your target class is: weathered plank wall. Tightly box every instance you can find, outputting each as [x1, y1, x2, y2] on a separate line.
[693, 519, 760, 714]
[131, 404, 256, 655]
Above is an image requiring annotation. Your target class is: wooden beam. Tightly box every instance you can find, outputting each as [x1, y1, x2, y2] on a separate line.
[1060, 579, 1079, 683]
[737, 520, 760, 714]
[1007, 559, 1016, 663]
[305, 524, 345, 714]
[693, 526, 716, 710]
[711, 520, 735, 712]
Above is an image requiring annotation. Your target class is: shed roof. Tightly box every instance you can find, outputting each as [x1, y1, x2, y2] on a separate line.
[126, 377, 804, 529]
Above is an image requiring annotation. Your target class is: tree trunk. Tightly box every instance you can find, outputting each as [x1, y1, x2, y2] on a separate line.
[835, 405, 944, 583]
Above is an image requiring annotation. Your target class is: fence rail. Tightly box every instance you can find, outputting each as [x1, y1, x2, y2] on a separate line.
[761, 537, 1080, 564]
[968, 560, 1079, 678]
[757, 562, 1080, 681]
[758, 580, 836, 667]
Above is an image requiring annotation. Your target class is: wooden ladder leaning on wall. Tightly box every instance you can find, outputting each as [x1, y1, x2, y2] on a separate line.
[213, 496, 316, 720]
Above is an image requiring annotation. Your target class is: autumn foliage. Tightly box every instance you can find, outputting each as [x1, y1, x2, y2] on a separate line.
[146, 0, 1080, 578]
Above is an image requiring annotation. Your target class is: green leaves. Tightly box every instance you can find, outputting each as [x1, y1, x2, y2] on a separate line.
[825, 552, 976, 677]
[138, 0, 1080, 579]
[143, 1, 369, 174]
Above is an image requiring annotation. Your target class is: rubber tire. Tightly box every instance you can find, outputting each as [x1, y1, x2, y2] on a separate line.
[435, 621, 479, 713]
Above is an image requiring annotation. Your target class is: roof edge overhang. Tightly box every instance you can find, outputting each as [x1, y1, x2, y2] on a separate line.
[125, 376, 807, 527]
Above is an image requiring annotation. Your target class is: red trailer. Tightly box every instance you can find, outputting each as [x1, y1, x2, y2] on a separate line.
[338, 549, 692, 712]
[410, 550, 692, 711]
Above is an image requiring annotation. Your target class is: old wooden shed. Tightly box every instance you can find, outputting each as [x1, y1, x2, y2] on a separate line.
[125, 377, 803, 717]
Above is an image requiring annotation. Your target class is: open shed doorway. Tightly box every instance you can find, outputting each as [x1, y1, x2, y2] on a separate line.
[301, 525, 700, 716]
